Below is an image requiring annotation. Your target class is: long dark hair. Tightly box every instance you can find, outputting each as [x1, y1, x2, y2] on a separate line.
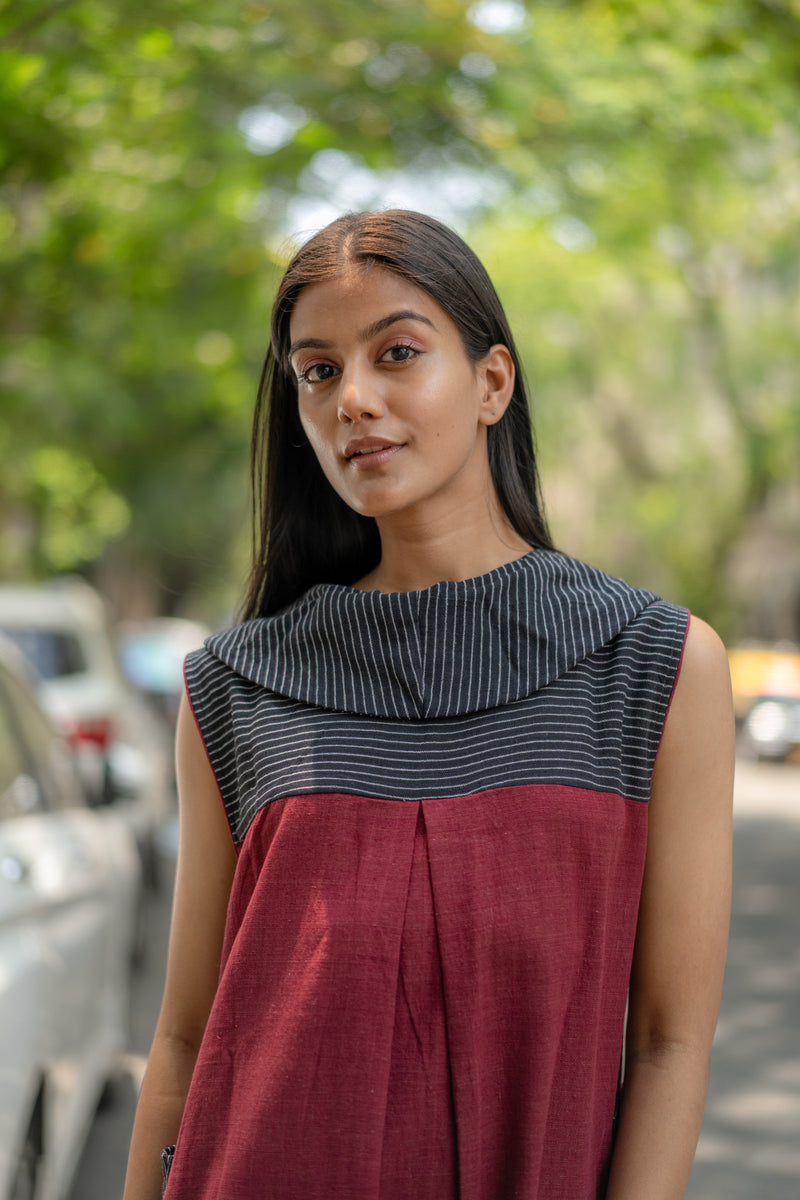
[241, 210, 553, 618]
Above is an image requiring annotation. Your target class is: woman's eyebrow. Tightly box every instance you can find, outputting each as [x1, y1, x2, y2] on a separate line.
[289, 310, 436, 358]
[360, 310, 437, 341]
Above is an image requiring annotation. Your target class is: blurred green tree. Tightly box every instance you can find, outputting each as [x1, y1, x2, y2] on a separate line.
[1, 0, 798, 632]
[470, 0, 800, 633]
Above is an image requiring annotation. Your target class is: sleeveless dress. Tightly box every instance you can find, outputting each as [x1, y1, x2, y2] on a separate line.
[165, 550, 688, 1200]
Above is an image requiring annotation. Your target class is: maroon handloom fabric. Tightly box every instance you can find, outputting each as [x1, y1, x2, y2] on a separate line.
[166, 786, 647, 1199]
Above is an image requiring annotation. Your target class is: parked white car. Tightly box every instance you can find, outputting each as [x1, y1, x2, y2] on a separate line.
[0, 637, 141, 1200]
[0, 579, 173, 893]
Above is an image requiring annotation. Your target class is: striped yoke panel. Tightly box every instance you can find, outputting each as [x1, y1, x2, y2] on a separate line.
[184, 601, 688, 847]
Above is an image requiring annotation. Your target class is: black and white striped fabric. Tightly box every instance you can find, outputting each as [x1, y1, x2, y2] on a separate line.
[203, 550, 662, 720]
[184, 550, 688, 847]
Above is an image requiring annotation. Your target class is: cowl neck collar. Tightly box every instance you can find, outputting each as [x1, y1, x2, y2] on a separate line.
[204, 550, 658, 720]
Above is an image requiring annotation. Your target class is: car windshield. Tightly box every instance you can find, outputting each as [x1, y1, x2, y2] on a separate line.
[0, 627, 87, 680]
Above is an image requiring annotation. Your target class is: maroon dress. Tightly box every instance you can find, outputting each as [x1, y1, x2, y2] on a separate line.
[166, 551, 688, 1199]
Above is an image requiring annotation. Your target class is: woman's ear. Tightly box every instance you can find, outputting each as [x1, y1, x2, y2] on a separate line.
[477, 344, 515, 427]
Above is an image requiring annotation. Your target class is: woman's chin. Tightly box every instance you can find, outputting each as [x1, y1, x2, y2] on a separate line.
[336, 486, 414, 521]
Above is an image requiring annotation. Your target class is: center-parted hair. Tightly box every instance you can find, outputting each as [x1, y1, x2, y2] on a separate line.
[242, 209, 553, 618]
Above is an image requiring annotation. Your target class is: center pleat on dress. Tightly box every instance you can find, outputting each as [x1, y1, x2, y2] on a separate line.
[379, 806, 458, 1198]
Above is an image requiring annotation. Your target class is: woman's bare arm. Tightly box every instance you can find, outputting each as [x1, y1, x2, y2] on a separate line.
[606, 616, 735, 1200]
[122, 691, 238, 1200]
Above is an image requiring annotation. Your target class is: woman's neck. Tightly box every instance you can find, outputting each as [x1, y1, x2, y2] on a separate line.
[354, 505, 532, 594]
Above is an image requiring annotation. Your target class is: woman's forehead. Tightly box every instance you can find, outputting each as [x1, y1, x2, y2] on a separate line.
[289, 265, 448, 340]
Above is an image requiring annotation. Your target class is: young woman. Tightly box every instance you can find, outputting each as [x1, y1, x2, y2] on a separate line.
[123, 210, 734, 1200]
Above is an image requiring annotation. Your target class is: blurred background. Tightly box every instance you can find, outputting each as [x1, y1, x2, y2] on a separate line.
[2, 0, 799, 636]
[1, 1, 798, 1198]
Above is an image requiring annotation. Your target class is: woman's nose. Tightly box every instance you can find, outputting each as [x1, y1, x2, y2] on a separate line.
[336, 369, 386, 424]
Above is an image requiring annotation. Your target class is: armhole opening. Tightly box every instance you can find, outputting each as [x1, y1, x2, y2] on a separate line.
[182, 660, 239, 853]
[650, 609, 691, 785]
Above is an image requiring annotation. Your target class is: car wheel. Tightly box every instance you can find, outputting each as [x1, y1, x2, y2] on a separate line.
[97, 1066, 124, 1112]
[130, 876, 149, 972]
[10, 1108, 42, 1200]
[141, 832, 162, 895]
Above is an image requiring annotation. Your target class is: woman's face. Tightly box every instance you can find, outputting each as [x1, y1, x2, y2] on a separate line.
[288, 265, 509, 524]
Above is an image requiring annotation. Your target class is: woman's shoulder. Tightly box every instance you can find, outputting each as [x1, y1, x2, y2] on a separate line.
[671, 615, 731, 705]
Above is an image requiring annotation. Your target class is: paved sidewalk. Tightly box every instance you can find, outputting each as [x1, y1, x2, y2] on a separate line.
[686, 759, 800, 1198]
[733, 757, 800, 822]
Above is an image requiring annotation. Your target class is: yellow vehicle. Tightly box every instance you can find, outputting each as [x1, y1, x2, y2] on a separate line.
[728, 643, 800, 761]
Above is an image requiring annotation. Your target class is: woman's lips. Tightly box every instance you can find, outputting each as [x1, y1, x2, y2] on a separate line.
[344, 438, 404, 468]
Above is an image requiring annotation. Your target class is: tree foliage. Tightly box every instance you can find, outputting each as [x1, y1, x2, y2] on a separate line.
[1, 0, 798, 632]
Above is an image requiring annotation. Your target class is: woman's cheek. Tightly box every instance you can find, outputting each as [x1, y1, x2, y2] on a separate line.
[308, 435, 336, 476]
[299, 410, 327, 456]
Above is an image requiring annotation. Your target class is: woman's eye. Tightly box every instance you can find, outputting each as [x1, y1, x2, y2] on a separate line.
[298, 362, 337, 384]
[381, 343, 418, 364]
